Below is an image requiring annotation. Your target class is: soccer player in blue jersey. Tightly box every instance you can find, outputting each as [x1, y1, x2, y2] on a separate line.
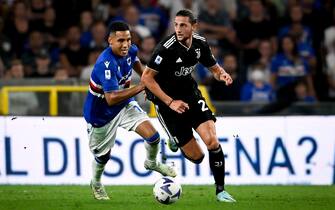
[83, 21, 176, 200]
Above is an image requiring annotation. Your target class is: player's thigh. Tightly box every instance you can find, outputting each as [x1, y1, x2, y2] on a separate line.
[87, 122, 118, 156]
[120, 101, 153, 137]
[181, 137, 204, 160]
[159, 108, 193, 147]
[195, 120, 219, 150]
[189, 96, 216, 129]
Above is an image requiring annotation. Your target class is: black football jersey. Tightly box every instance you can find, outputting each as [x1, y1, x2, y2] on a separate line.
[147, 33, 217, 101]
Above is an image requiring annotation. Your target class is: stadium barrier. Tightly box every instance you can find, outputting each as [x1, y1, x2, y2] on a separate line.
[0, 85, 215, 117]
[0, 116, 334, 185]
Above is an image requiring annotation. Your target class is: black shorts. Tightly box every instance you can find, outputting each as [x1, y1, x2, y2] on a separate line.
[156, 95, 216, 147]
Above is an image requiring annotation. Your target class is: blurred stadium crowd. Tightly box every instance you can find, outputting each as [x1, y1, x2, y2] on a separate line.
[0, 0, 335, 114]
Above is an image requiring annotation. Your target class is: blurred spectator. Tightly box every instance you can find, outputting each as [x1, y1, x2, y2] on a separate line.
[4, 1, 31, 58]
[80, 48, 102, 80]
[221, 0, 238, 21]
[247, 39, 274, 83]
[159, 0, 200, 35]
[54, 65, 69, 81]
[299, 0, 329, 51]
[325, 40, 335, 99]
[29, 0, 47, 24]
[0, 57, 4, 78]
[324, 7, 335, 54]
[89, 21, 108, 50]
[235, 0, 277, 66]
[241, 69, 273, 102]
[21, 30, 47, 77]
[137, 0, 169, 41]
[278, 4, 317, 73]
[79, 10, 94, 48]
[53, 65, 71, 115]
[0, 17, 13, 69]
[138, 36, 156, 65]
[52, 0, 91, 31]
[41, 7, 59, 45]
[270, 35, 315, 96]
[295, 80, 316, 102]
[123, 5, 151, 39]
[4, 59, 39, 115]
[197, 0, 236, 52]
[258, 35, 316, 113]
[325, 8, 335, 100]
[91, 0, 109, 21]
[59, 25, 90, 77]
[30, 50, 53, 78]
[209, 53, 242, 101]
[106, 0, 133, 25]
[279, 4, 312, 46]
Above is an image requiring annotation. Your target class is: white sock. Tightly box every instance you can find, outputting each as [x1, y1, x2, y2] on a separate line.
[144, 141, 159, 163]
[92, 159, 105, 184]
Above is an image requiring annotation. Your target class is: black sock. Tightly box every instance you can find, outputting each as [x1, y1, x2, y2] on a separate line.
[208, 145, 225, 194]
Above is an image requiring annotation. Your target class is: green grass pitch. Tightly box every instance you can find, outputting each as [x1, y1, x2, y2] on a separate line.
[0, 185, 334, 210]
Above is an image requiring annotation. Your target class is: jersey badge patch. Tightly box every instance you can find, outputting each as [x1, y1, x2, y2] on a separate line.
[154, 55, 163, 65]
[195, 48, 201, 59]
[105, 70, 111, 79]
[176, 57, 182, 63]
[127, 57, 131, 66]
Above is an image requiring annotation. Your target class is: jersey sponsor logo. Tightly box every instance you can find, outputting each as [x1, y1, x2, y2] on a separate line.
[176, 57, 182, 63]
[195, 48, 201, 59]
[127, 57, 131, 66]
[154, 55, 163, 65]
[105, 70, 111, 79]
[104, 61, 110, 68]
[175, 65, 196, 77]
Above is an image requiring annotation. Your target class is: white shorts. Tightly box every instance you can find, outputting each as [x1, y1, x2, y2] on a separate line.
[87, 101, 149, 157]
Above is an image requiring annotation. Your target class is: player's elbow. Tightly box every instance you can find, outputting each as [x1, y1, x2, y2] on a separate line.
[105, 93, 119, 106]
[141, 68, 155, 86]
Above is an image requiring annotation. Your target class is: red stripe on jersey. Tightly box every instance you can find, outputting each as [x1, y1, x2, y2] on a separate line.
[89, 81, 104, 94]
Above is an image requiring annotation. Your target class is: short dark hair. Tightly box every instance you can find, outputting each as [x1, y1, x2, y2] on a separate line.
[108, 21, 130, 35]
[176, 9, 197, 24]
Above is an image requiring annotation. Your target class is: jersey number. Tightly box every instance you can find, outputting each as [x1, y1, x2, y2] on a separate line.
[198, 100, 208, 112]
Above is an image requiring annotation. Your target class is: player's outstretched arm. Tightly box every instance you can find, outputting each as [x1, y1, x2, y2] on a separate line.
[141, 67, 173, 106]
[104, 84, 145, 106]
[141, 67, 189, 113]
[208, 64, 233, 86]
[133, 60, 144, 76]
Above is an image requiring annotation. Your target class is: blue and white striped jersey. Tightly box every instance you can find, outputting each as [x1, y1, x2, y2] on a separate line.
[83, 44, 139, 127]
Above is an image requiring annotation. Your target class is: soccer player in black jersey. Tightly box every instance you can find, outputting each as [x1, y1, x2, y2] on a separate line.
[141, 9, 236, 202]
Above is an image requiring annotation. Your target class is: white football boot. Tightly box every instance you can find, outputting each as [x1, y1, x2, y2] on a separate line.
[90, 180, 110, 200]
[144, 160, 177, 177]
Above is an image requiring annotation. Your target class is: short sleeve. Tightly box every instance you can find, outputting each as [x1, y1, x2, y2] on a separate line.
[147, 47, 166, 73]
[199, 41, 217, 68]
[95, 62, 119, 92]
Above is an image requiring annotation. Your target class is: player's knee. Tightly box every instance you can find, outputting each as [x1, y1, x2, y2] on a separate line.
[192, 154, 205, 164]
[205, 139, 220, 150]
[95, 151, 111, 164]
[144, 132, 160, 145]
